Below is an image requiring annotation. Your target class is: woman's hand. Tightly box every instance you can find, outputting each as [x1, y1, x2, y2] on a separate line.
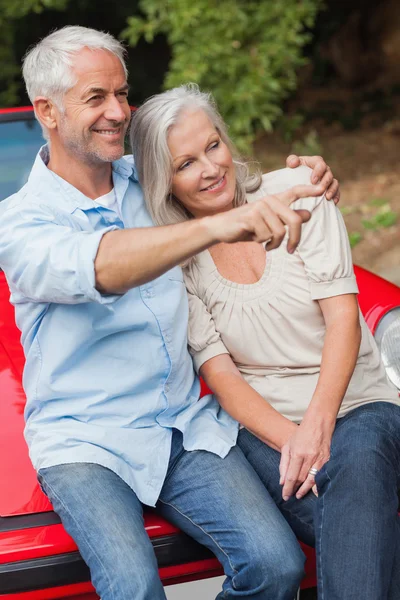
[279, 414, 334, 501]
[286, 154, 340, 204]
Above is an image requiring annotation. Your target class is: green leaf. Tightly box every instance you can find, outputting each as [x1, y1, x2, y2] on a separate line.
[122, 0, 323, 149]
[349, 232, 362, 248]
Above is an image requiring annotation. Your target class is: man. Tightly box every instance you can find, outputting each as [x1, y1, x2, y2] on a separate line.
[0, 26, 339, 600]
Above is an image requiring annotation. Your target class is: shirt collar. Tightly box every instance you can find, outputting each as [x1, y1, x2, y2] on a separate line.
[27, 145, 138, 213]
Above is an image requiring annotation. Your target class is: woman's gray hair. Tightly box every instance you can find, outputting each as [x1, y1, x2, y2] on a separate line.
[22, 25, 127, 117]
[130, 83, 262, 227]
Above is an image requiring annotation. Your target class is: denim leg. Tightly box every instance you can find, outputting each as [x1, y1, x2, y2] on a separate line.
[38, 463, 166, 600]
[315, 402, 400, 600]
[237, 428, 316, 547]
[157, 429, 305, 600]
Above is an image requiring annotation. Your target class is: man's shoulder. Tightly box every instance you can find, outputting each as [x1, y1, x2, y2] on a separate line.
[0, 183, 31, 214]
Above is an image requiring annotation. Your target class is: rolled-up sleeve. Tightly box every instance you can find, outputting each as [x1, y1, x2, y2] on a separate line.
[184, 267, 229, 373]
[292, 195, 359, 300]
[0, 203, 120, 304]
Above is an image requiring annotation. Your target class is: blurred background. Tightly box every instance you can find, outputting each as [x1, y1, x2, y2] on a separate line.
[1, 0, 399, 284]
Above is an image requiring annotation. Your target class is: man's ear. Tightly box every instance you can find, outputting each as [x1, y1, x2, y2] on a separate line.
[33, 97, 58, 132]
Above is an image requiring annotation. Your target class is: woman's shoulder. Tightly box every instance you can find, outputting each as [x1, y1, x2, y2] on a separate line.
[183, 251, 213, 295]
[247, 166, 324, 212]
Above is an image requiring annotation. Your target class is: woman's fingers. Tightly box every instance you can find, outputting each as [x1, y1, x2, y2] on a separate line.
[282, 455, 304, 501]
[295, 459, 325, 499]
[279, 444, 290, 485]
[295, 469, 318, 499]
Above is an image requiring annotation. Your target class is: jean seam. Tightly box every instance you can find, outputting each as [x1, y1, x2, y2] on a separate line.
[39, 473, 115, 599]
[316, 469, 330, 600]
[281, 505, 315, 536]
[158, 498, 239, 577]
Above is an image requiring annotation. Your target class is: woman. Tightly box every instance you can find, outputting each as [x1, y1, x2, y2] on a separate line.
[130, 84, 400, 599]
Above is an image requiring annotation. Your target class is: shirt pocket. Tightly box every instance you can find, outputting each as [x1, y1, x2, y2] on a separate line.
[167, 266, 184, 283]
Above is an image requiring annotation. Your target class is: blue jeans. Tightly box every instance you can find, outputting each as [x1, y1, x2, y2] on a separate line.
[238, 401, 400, 600]
[38, 429, 304, 600]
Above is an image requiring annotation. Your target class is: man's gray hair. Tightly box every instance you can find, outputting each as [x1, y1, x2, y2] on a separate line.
[130, 83, 262, 228]
[22, 26, 128, 108]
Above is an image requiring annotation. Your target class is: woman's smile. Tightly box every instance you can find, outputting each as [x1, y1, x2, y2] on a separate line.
[201, 174, 227, 192]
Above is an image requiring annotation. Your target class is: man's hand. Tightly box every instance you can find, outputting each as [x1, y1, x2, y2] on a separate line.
[96, 183, 325, 293]
[286, 154, 340, 204]
[205, 182, 325, 254]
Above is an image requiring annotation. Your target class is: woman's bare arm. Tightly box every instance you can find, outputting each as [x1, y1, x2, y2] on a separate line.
[200, 354, 297, 451]
[280, 293, 361, 500]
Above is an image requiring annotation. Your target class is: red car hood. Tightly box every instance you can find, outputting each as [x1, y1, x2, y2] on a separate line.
[0, 266, 399, 518]
[0, 272, 52, 516]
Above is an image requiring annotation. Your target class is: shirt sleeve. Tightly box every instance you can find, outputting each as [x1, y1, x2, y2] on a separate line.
[0, 202, 121, 305]
[183, 265, 229, 373]
[292, 195, 359, 300]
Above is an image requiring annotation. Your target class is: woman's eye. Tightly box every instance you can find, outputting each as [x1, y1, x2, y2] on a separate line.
[209, 140, 220, 151]
[179, 161, 191, 171]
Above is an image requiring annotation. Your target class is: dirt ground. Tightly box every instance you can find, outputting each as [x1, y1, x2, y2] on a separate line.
[254, 125, 400, 286]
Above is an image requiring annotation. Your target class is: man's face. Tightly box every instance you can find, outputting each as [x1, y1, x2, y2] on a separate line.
[53, 48, 131, 165]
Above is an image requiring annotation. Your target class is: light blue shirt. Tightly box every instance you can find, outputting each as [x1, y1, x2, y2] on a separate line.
[0, 147, 238, 506]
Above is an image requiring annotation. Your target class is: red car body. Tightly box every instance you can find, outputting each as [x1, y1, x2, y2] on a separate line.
[1, 107, 399, 599]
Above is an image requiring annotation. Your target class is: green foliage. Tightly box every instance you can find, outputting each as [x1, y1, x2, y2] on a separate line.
[0, 0, 70, 105]
[349, 231, 362, 248]
[362, 204, 398, 231]
[368, 196, 390, 207]
[122, 0, 323, 151]
[291, 129, 323, 157]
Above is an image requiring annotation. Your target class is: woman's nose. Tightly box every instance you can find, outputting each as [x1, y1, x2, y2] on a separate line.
[202, 158, 219, 178]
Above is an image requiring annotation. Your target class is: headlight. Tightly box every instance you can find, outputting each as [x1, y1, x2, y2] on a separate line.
[374, 307, 400, 390]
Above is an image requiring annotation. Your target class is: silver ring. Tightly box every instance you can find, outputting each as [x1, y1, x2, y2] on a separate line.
[309, 467, 318, 477]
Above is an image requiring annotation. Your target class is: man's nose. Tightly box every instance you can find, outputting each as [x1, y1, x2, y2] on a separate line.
[103, 96, 128, 123]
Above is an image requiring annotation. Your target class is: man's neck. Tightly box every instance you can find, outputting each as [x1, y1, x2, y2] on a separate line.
[47, 149, 114, 200]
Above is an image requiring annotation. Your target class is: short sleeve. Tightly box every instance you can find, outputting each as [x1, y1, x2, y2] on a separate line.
[292, 195, 359, 300]
[0, 202, 120, 305]
[183, 265, 229, 373]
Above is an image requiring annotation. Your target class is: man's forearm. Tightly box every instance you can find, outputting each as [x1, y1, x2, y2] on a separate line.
[94, 181, 326, 294]
[95, 218, 216, 294]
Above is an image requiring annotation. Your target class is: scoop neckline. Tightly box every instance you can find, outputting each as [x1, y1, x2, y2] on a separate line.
[204, 245, 273, 290]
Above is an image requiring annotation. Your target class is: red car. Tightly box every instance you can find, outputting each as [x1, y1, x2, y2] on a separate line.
[0, 107, 399, 600]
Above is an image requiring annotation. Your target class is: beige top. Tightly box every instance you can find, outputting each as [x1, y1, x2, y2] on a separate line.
[184, 166, 399, 423]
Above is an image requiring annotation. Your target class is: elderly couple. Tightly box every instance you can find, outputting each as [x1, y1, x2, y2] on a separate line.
[0, 25, 399, 600]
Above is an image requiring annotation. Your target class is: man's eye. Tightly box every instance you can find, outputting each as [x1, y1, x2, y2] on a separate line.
[88, 95, 103, 102]
[118, 91, 129, 98]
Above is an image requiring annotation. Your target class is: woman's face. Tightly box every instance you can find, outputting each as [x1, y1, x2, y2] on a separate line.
[168, 109, 236, 218]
